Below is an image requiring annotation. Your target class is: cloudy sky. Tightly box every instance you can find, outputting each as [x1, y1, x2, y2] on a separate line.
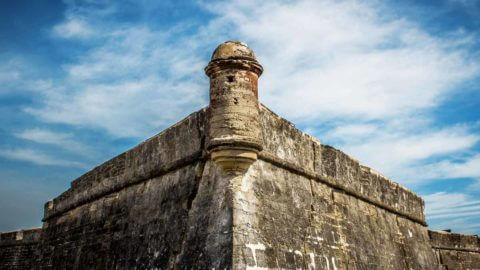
[1, 0, 479, 234]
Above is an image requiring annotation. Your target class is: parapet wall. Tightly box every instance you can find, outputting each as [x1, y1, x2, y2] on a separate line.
[258, 105, 425, 224]
[35, 107, 237, 269]
[43, 108, 206, 222]
[0, 104, 476, 269]
[229, 106, 436, 269]
[430, 230, 480, 269]
[0, 228, 42, 269]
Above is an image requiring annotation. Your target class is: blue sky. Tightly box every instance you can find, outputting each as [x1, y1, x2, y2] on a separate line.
[0, 0, 479, 234]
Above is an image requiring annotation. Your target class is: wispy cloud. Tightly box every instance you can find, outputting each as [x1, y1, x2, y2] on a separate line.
[325, 124, 378, 138]
[0, 56, 29, 93]
[26, 75, 205, 137]
[0, 148, 87, 168]
[53, 17, 95, 39]
[15, 128, 95, 158]
[337, 125, 480, 184]
[424, 192, 480, 233]
[16, 0, 479, 190]
[200, 0, 480, 191]
[430, 217, 480, 234]
[28, 13, 209, 137]
[407, 154, 480, 182]
[205, 0, 479, 121]
[0, 62, 21, 84]
[470, 179, 480, 190]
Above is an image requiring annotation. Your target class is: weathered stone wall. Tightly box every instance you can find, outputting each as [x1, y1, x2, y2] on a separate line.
[0, 228, 42, 269]
[430, 230, 480, 270]
[35, 108, 232, 269]
[258, 106, 425, 224]
[230, 106, 439, 269]
[43, 109, 207, 222]
[1, 105, 477, 270]
[2, 42, 478, 269]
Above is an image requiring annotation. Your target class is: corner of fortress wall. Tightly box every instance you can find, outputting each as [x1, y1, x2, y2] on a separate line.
[0, 228, 42, 269]
[430, 229, 480, 269]
[233, 105, 435, 269]
[1, 41, 480, 269]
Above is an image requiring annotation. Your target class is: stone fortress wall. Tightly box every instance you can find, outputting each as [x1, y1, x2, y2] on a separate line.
[0, 229, 42, 269]
[430, 230, 480, 269]
[1, 41, 479, 269]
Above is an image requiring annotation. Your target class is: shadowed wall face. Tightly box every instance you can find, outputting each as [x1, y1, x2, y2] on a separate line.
[34, 109, 234, 269]
[0, 229, 41, 269]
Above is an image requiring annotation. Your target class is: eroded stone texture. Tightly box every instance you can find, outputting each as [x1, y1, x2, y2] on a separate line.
[259, 105, 425, 224]
[206, 41, 264, 173]
[175, 160, 234, 269]
[44, 108, 206, 221]
[40, 163, 202, 268]
[1, 42, 478, 270]
[260, 105, 316, 172]
[232, 159, 439, 269]
[430, 230, 480, 270]
[207, 68, 262, 149]
[0, 229, 42, 269]
[35, 108, 231, 269]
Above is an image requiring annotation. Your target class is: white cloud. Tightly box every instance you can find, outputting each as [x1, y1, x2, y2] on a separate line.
[430, 217, 480, 234]
[408, 154, 480, 182]
[27, 3, 211, 137]
[27, 74, 205, 137]
[198, 0, 479, 189]
[325, 124, 378, 138]
[17, 128, 72, 145]
[206, 0, 478, 122]
[336, 125, 479, 184]
[30, 0, 478, 135]
[15, 128, 95, 158]
[53, 17, 95, 39]
[0, 57, 28, 93]
[426, 193, 480, 216]
[0, 69, 20, 84]
[424, 192, 480, 233]
[0, 148, 87, 168]
[20, 0, 480, 188]
[0, 55, 56, 94]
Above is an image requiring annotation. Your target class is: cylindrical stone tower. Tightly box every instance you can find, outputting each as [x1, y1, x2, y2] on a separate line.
[205, 41, 264, 173]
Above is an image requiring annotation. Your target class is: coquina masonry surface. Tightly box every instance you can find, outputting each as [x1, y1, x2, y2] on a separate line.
[1, 42, 479, 269]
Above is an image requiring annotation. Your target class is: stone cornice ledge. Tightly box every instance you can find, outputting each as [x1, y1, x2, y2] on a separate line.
[431, 245, 480, 253]
[258, 151, 428, 226]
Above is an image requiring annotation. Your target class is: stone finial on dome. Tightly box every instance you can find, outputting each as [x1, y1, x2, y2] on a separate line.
[211, 41, 256, 61]
[205, 41, 263, 77]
